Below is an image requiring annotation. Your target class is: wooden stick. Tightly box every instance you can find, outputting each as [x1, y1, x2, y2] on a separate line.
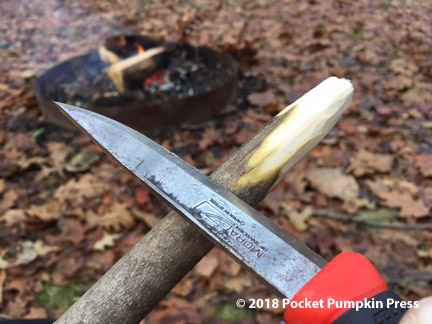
[98, 46, 121, 65]
[313, 210, 432, 230]
[54, 77, 353, 324]
[106, 46, 165, 93]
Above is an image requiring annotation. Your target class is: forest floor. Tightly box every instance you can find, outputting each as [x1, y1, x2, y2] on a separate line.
[0, 0, 431, 323]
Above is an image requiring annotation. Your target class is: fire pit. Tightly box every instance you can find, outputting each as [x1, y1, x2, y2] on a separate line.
[35, 35, 238, 131]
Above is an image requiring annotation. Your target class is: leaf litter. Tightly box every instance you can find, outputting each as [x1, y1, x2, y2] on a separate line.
[0, 0, 431, 322]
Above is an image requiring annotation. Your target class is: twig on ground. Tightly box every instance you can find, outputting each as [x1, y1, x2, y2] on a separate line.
[313, 210, 432, 230]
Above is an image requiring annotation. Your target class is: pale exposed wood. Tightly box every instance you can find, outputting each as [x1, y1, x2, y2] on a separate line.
[54, 77, 353, 324]
[106, 46, 165, 93]
[98, 46, 120, 65]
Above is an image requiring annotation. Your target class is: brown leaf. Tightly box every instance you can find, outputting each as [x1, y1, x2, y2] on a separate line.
[5, 297, 28, 318]
[281, 204, 313, 231]
[27, 202, 62, 222]
[33, 240, 60, 256]
[194, 253, 219, 278]
[0, 270, 6, 304]
[379, 190, 429, 218]
[199, 126, 218, 150]
[47, 141, 72, 164]
[88, 203, 135, 230]
[338, 120, 357, 135]
[53, 252, 84, 280]
[54, 174, 111, 208]
[172, 278, 193, 297]
[415, 154, 432, 177]
[247, 90, 276, 107]
[347, 150, 393, 176]
[0, 209, 27, 226]
[0, 179, 5, 194]
[93, 232, 122, 251]
[24, 306, 48, 319]
[223, 272, 253, 293]
[4, 133, 39, 155]
[135, 187, 150, 205]
[131, 207, 159, 228]
[0, 189, 18, 213]
[58, 218, 86, 245]
[306, 168, 359, 201]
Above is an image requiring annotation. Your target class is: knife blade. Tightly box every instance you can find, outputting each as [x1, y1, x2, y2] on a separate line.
[55, 102, 326, 300]
[56, 102, 409, 324]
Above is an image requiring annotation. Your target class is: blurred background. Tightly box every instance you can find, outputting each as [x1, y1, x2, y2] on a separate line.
[0, 0, 431, 323]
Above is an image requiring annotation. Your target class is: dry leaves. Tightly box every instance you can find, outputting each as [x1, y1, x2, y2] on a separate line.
[347, 150, 393, 176]
[87, 203, 135, 230]
[93, 232, 122, 251]
[306, 168, 359, 202]
[415, 154, 432, 177]
[1, 0, 432, 320]
[379, 190, 429, 218]
[0, 270, 6, 304]
[194, 254, 219, 278]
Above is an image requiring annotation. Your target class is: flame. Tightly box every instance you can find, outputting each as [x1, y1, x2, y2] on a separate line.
[135, 42, 145, 55]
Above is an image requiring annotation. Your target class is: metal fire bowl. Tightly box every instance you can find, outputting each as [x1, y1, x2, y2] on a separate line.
[35, 39, 238, 132]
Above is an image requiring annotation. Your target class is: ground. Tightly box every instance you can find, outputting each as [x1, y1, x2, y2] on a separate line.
[0, 0, 431, 323]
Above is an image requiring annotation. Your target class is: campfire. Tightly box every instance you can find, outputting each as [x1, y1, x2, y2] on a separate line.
[35, 35, 238, 131]
[99, 36, 167, 93]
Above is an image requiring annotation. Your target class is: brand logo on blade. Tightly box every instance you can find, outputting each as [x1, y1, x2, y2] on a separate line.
[193, 200, 268, 258]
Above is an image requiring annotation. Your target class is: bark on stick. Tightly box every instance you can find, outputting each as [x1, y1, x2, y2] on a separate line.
[55, 77, 353, 324]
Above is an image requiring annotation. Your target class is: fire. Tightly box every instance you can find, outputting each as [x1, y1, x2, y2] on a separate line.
[135, 42, 145, 55]
[145, 69, 165, 85]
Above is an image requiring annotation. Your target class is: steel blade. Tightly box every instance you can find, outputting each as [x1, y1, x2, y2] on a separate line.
[56, 102, 327, 299]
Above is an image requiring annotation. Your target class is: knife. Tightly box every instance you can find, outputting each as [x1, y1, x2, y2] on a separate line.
[55, 102, 409, 324]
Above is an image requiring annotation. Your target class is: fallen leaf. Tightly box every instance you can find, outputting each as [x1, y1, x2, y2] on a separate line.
[379, 190, 429, 218]
[417, 248, 432, 259]
[338, 120, 357, 135]
[0, 270, 6, 303]
[281, 204, 312, 231]
[223, 272, 253, 293]
[0, 189, 18, 213]
[58, 218, 86, 245]
[306, 168, 359, 201]
[365, 179, 389, 196]
[54, 174, 111, 207]
[93, 232, 123, 251]
[199, 126, 219, 150]
[0, 241, 37, 269]
[0, 209, 27, 226]
[24, 306, 48, 319]
[27, 202, 62, 222]
[172, 278, 193, 297]
[33, 240, 60, 256]
[247, 90, 276, 107]
[4, 133, 39, 155]
[0, 179, 5, 194]
[66, 150, 100, 172]
[194, 254, 219, 278]
[15, 156, 50, 170]
[347, 150, 393, 176]
[415, 154, 432, 177]
[5, 296, 27, 318]
[135, 187, 150, 205]
[131, 207, 159, 228]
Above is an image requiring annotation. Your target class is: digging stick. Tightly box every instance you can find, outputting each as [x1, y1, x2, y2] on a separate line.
[54, 77, 353, 324]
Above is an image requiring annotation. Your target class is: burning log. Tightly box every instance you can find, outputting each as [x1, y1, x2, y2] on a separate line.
[54, 77, 354, 324]
[106, 46, 165, 93]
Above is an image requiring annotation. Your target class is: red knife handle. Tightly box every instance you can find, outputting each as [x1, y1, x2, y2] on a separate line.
[284, 252, 408, 324]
